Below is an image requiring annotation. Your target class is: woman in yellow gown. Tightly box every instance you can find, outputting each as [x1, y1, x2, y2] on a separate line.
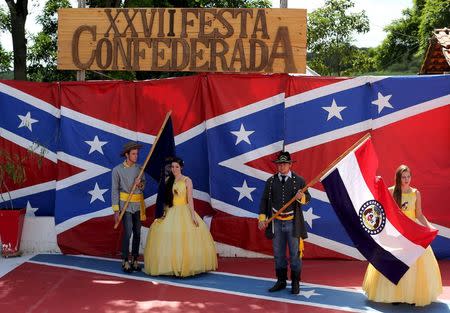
[362, 164, 442, 306]
[144, 157, 217, 276]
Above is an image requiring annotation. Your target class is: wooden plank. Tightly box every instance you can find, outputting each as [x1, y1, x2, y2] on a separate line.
[57, 8, 307, 73]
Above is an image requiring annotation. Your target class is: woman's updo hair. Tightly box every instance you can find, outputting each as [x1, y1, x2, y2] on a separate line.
[172, 157, 184, 167]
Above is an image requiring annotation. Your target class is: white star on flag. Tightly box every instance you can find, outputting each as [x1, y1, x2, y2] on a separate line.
[26, 201, 38, 216]
[372, 92, 393, 113]
[303, 207, 320, 228]
[322, 99, 346, 121]
[18, 112, 38, 131]
[85, 135, 108, 155]
[88, 183, 108, 203]
[299, 289, 321, 299]
[233, 180, 256, 201]
[230, 123, 255, 145]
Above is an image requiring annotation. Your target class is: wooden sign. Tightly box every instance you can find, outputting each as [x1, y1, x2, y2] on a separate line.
[57, 8, 306, 73]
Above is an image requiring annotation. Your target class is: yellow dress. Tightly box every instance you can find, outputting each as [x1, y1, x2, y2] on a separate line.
[144, 178, 218, 276]
[362, 189, 442, 306]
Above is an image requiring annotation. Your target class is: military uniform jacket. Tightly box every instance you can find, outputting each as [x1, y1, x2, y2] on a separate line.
[111, 162, 145, 213]
[259, 172, 311, 239]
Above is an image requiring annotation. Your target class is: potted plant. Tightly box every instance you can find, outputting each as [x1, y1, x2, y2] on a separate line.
[0, 143, 46, 257]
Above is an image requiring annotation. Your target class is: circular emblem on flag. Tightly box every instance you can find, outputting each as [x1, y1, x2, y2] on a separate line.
[359, 200, 386, 235]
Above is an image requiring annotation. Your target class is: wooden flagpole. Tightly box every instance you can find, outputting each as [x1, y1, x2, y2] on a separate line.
[265, 132, 371, 225]
[114, 111, 172, 229]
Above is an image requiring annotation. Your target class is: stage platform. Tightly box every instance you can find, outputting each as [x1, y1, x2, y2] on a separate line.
[1, 254, 449, 312]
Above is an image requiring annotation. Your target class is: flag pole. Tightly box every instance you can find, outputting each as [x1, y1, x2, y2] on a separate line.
[114, 111, 173, 229]
[265, 132, 371, 225]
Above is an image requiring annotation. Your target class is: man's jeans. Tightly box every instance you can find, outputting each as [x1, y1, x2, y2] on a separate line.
[272, 219, 301, 272]
[121, 211, 141, 259]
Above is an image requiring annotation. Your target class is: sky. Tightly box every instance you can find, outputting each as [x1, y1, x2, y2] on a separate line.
[0, 0, 413, 51]
[271, 0, 413, 48]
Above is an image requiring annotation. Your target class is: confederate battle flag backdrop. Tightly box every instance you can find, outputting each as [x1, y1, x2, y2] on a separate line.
[0, 74, 448, 260]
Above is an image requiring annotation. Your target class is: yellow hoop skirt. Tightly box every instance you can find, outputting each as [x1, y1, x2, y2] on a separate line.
[362, 246, 442, 306]
[143, 180, 217, 276]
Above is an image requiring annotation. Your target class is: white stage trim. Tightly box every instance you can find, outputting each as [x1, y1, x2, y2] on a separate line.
[14, 216, 267, 258]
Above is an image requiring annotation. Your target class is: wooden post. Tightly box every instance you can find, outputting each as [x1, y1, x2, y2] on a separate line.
[76, 0, 86, 81]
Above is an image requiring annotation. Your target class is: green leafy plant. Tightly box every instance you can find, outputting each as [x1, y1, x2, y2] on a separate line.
[0, 142, 46, 209]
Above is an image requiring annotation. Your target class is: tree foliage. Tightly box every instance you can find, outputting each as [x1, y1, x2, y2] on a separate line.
[87, 0, 269, 8]
[0, 6, 11, 72]
[27, 0, 75, 81]
[307, 0, 370, 76]
[0, 5, 11, 32]
[341, 47, 377, 76]
[0, 43, 11, 72]
[418, 0, 450, 52]
[376, 0, 450, 72]
[376, 4, 421, 70]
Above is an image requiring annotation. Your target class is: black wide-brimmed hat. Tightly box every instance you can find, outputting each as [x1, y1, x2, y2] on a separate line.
[120, 141, 143, 157]
[273, 151, 295, 163]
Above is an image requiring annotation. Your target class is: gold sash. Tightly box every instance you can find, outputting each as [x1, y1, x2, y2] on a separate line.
[120, 192, 146, 221]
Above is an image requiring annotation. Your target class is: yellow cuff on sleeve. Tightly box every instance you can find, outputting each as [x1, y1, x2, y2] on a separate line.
[258, 214, 266, 222]
[296, 194, 306, 204]
[300, 194, 306, 204]
[112, 204, 119, 212]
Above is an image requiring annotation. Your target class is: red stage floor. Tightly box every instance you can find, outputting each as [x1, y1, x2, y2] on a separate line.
[1, 255, 449, 313]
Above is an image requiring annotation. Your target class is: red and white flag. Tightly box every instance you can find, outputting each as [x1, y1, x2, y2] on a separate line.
[321, 137, 438, 284]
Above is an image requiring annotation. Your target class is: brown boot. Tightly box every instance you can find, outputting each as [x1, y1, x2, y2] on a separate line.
[268, 268, 287, 292]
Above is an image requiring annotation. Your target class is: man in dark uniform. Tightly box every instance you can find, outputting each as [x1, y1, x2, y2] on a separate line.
[258, 151, 311, 294]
